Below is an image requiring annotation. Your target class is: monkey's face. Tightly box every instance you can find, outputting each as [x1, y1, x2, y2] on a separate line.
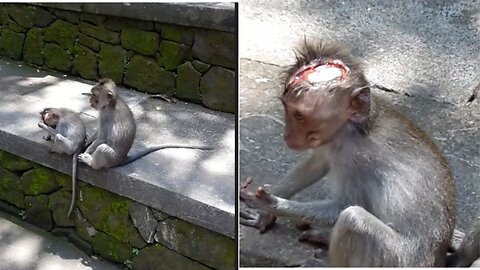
[40, 108, 60, 128]
[88, 79, 116, 110]
[282, 87, 350, 151]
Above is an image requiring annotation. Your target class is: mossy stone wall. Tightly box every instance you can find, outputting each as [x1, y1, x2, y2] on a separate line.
[0, 149, 235, 270]
[0, 3, 236, 113]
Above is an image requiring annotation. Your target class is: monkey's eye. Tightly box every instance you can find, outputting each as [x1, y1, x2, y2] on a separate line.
[294, 111, 304, 121]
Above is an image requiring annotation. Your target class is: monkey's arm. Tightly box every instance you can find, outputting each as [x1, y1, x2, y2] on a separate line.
[241, 186, 343, 226]
[38, 122, 58, 137]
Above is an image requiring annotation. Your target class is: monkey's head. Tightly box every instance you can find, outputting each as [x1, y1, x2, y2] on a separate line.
[281, 41, 370, 151]
[40, 108, 61, 128]
[86, 78, 117, 110]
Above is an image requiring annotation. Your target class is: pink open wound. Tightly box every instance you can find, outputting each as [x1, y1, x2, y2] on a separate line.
[290, 61, 349, 86]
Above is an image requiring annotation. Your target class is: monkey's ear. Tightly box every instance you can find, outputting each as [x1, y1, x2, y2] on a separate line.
[348, 86, 370, 122]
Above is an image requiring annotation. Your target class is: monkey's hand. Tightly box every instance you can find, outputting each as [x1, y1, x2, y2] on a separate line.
[240, 177, 278, 232]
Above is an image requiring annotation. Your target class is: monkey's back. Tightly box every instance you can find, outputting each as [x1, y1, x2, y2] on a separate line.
[57, 108, 87, 154]
[327, 96, 455, 266]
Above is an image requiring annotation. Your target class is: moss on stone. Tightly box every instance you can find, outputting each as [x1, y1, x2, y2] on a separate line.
[44, 43, 72, 72]
[23, 27, 44, 66]
[44, 20, 78, 50]
[77, 185, 146, 248]
[0, 167, 25, 208]
[133, 244, 211, 270]
[0, 150, 35, 172]
[6, 4, 36, 29]
[79, 22, 119, 44]
[72, 44, 98, 80]
[98, 43, 126, 84]
[48, 189, 75, 227]
[74, 210, 97, 243]
[78, 33, 100, 52]
[199, 66, 235, 113]
[158, 23, 194, 46]
[157, 40, 190, 70]
[53, 171, 72, 190]
[6, 19, 27, 33]
[192, 60, 210, 73]
[21, 167, 59, 196]
[155, 218, 235, 270]
[25, 195, 54, 231]
[124, 55, 175, 95]
[0, 5, 9, 25]
[176, 62, 202, 103]
[0, 29, 25, 60]
[120, 28, 159, 56]
[92, 231, 134, 263]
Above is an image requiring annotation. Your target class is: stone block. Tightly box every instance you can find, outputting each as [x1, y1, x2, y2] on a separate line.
[157, 23, 194, 46]
[21, 167, 59, 196]
[133, 244, 211, 270]
[44, 20, 78, 50]
[48, 189, 75, 227]
[72, 44, 98, 80]
[92, 231, 133, 263]
[200, 66, 236, 113]
[73, 209, 98, 243]
[0, 29, 25, 60]
[193, 60, 210, 73]
[53, 9, 79, 24]
[25, 195, 54, 231]
[6, 4, 36, 29]
[155, 218, 235, 270]
[157, 40, 190, 70]
[35, 7, 56, 27]
[124, 55, 175, 95]
[129, 201, 157, 244]
[0, 150, 35, 172]
[192, 30, 235, 68]
[23, 27, 44, 66]
[80, 13, 106, 26]
[98, 43, 126, 84]
[120, 28, 159, 56]
[44, 43, 72, 72]
[0, 167, 25, 208]
[79, 22, 119, 44]
[176, 62, 202, 103]
[78, 33, 100, 52]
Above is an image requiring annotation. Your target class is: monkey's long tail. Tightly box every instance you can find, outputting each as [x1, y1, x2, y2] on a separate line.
[121, 144, 214, 166]
[67, 152, 79, 218]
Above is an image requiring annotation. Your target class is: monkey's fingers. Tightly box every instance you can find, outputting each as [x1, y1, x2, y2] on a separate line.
[240, 210, 277, 233]
[241, 177, 254, 189]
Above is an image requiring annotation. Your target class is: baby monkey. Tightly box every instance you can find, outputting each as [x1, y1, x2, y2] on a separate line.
[38, 108, 86, 217]
[79, 78, 213, 169]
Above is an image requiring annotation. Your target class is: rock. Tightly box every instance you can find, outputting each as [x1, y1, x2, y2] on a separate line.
[192, 30, 235, 68]
[124, 55, 175, 95]
[157, 23, 194, 46]
[133, 244, 211, 270]
[72, 44, 98, 80]
[152, 209, 170, 221]
[0, 6, 9, 25]
[120, 28, 159, 56]
[0, 150, 35, 172]
[21, 167, 59, 196]
[157, 40, 190, 70]
[200, 66, 235, 113]
[78, 33, 100, 52]
[77, 185, 146, 249]
[105, 17, 154, 32]
[193, 60, 210, 73]
[92, 231, 133, 263]
[154, 218, 235, 270]
[73, 209, 97, 243]
[44, 43, 72, 72]
[0, 167, 25, 208]
[24, 195, 54, 231]
[176, 62, 202, 103]
[98, 43, 127, 84]
[53, 9, 79, 24]
[79, 22, 119, 44]
[6, 4, 36, 29]
[44, 20, 78, 50]
[35, 7, 56, 27]
[53, 171, 72, 191]
[23, 27, 44, 66]
[128, 201, 158, 244]
[48, 189, 75, 227]
[0, 29, 25, 60]
[80, 13, 106, 26]
[6, 19, 26, 33]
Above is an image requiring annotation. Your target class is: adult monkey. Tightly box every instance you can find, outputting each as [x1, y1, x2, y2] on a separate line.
[240, 40, 458, 266]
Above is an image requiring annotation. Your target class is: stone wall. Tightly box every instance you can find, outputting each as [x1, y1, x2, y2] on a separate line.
[0, 149, 235, 270]
[0, 3, 236, 113]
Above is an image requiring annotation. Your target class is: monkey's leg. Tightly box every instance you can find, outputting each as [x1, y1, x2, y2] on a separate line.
[328, 206, 404, 266]
[79, 143, 117, 169]
[84, 139, 101, 154]
[298, 227, 331, 246]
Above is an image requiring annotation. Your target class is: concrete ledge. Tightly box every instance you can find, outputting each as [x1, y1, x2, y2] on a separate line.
[0, 57, 235, 238]
[33, 3, 236, 33]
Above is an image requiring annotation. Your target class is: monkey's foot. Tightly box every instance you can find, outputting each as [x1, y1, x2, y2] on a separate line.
[78, 153, 93, 166]
[240, 209, 277, 233]
[298, 228, 330, 247]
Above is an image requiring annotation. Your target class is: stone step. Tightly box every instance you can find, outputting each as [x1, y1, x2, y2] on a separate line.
[0, 57, 235, 238]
